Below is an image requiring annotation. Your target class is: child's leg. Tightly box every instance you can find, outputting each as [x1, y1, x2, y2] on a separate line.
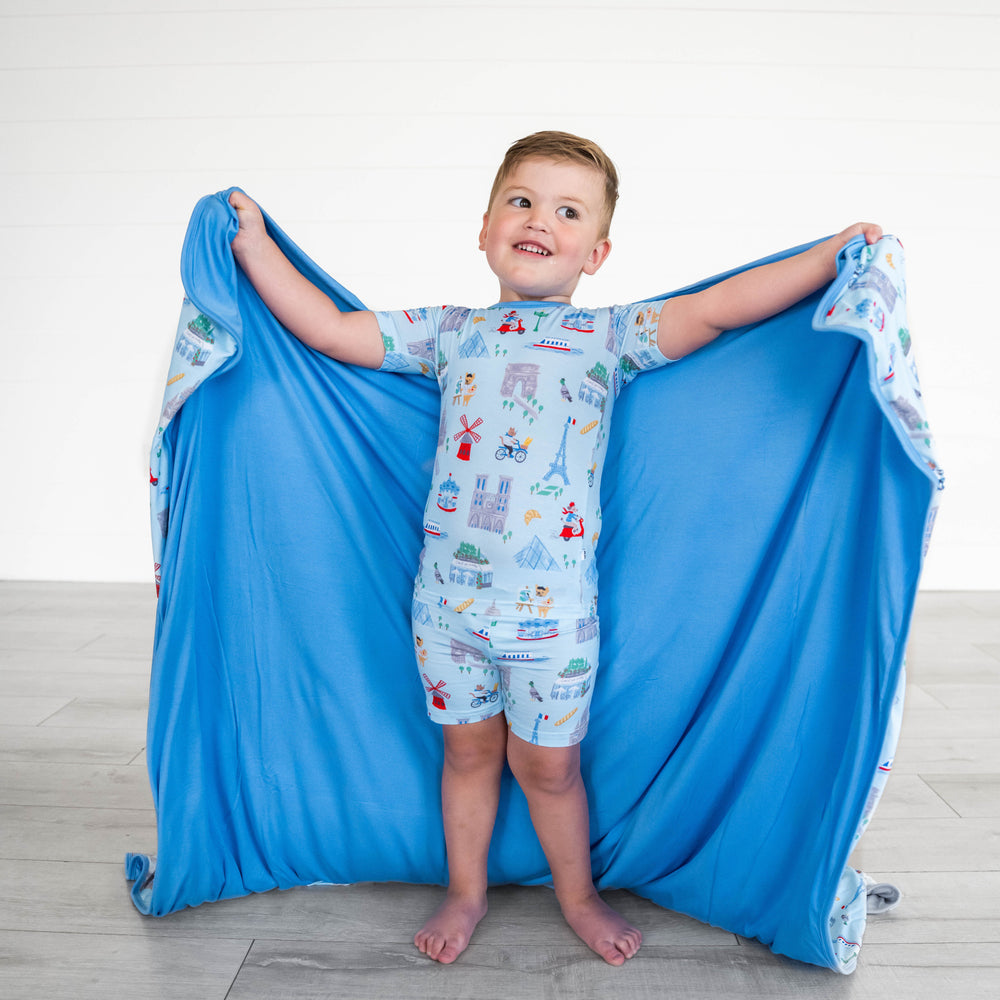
[506, 733, 642, 966]
[415, 713, 508, 964]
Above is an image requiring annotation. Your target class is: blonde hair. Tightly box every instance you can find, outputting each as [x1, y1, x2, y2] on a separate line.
[486, 131, 620, 238]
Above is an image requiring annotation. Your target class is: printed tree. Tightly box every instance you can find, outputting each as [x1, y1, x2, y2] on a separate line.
[189, 313, 216, 342]
[586, 361, 608, 388]
[561, 656, 591, 677]
[620, 355, 640, 380]
[454, 541, 487, 564]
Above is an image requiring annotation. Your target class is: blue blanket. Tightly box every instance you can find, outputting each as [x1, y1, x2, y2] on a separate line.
[128, 190, 942, 973]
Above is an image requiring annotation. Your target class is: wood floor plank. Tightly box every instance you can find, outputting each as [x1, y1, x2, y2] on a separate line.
[907, 617, 1000, 647]
[912, 590, 1000, 621]
[859, 942, 1000, 967]
[847, 966, 1000, 1000]
[855, 871, 1000, 943]
[38, 696, 149, 732]
[0, 725, 146, 765]
[897, 707, 999, 740]
[919, 683, 1000, 710]
[0, 627, 114, 655]
[892, 737, 1000, 774]
[0, 696, 75, 727]
[849, 817, 1000, 873]
[0, 761, 153, 810]
[75, 630, 156, 661]
[900, 684, 942, 709]
[229, 938, 1000, 1000]
[738, 939, 1000, 1000]
[0, 647, 153, 675]
[1, 611, 153, 638]
[920, 773, 1000, 818]
[227, 939, 831, 1000]
[0, 804, 156, 863]
[1, 669, 151, 700]
[0, 929, 250, 1000]
[906, 643, 1000, 683]
[872, 774, 957, 820]
[0, 581, 156, 618]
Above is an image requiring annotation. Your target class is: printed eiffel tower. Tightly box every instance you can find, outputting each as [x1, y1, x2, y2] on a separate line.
[543, 417, 572, 485]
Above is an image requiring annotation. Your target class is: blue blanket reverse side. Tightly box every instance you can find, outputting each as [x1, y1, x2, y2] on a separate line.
[129, 190, 942, 973]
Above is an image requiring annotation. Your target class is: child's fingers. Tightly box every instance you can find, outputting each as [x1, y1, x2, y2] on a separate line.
[837, 222, 883, 248]
[229, 190, 263, 220]
[228, 191, 266, 244]
[860, 222, 883, 244]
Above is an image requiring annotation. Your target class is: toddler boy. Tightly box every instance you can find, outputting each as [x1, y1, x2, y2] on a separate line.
[229, 130, 880, 965]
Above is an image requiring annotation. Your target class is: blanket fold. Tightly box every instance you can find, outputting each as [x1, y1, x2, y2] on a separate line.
[133, 189, 940, 974]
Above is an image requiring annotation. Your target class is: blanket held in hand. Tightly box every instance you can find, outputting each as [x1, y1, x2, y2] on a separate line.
[127, 190, 941, 973]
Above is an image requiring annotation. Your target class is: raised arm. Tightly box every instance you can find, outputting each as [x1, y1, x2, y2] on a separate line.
[657, 223, 883, 361]
[229, 191, 385, 369]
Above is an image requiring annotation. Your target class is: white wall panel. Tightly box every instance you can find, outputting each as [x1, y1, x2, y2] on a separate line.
[0, 1, 996, 586]
[2, 115, 995, 179]
[1, 8, 994, 69]
[3, 1, 997, 12]
[5, 64, 996, 124]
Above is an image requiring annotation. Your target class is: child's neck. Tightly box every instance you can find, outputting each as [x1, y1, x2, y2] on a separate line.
[494, 293, 573, 307]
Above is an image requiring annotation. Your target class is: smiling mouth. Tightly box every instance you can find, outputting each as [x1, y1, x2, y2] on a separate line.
[515, 243, 550, 256]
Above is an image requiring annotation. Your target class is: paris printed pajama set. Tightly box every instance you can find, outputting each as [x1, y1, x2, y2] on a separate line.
[375, 299, 672, 747]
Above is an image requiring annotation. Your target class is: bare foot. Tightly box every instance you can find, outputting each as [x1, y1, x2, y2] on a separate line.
[560, 893, 642, 966]
[414, 891, 488, 964]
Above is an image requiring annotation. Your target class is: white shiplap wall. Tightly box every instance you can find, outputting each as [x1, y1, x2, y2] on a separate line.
[1, 0, 997, 586]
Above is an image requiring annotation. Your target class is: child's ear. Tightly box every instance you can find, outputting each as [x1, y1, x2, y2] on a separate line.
[478, 213, 490, 251]
[583, 238, 612, 276]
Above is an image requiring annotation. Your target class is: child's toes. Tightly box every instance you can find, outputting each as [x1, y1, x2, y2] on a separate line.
[618, 929, 642, 959]
[435, 939, 464, 965]
[598, 941, 627, 966]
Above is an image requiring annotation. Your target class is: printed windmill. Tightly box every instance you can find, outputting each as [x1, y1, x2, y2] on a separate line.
[454, 414, 483, 461]
[423, 674, 450, 710]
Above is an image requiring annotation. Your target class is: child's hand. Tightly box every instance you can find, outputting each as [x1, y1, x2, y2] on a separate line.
[829, 222, 883, 254]
[229, 190, 267, 256]
[815, 223, 883, 282]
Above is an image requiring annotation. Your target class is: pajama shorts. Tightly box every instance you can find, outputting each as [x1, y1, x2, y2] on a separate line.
[412, 600, 600, 748]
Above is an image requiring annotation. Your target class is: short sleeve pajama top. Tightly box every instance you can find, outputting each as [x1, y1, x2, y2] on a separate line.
[376, 300, 672, 745]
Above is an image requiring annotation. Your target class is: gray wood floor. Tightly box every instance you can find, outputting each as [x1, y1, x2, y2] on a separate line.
[1, 582, 997, 999]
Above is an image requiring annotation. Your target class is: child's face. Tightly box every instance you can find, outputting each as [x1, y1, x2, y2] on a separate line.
[478, 157, 612, 304]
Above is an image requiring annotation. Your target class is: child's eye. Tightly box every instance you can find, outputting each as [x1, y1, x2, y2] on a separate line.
[557, 206, 579, 220]
[511, 196, 531, 208]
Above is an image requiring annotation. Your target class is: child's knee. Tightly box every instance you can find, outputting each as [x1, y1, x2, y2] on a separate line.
[441, 716, 508, 775]
[507, 738, 581, 796]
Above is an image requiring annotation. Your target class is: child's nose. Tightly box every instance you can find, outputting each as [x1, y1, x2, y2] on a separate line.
[525, 210, 549, 231]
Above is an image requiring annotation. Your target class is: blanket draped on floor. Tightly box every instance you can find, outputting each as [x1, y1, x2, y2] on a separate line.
[128, 190, 941, 973]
